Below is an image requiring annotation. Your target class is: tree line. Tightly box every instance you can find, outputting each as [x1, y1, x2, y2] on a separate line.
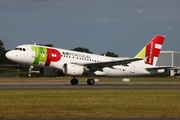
[71, 47, 119, 57]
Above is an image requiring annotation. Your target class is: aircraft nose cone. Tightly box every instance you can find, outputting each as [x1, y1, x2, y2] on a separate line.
[5, 51, 11, 60]
[6, 50, 22, 63]
[5, 51, 16, 61]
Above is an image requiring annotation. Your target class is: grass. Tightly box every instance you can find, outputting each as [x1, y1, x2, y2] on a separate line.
[0, 90, 180, 118]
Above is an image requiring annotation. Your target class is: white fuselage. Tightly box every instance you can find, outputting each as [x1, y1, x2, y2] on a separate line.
[6, 44, 164, 77]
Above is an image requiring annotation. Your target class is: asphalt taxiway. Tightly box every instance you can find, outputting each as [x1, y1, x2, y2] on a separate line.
[0, 82, 180, 90]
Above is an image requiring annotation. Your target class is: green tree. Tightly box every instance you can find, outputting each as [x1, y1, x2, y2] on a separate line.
[71, 47, 92, 54]
[0, 40, 7, 64]
[101, 51, 119, 57]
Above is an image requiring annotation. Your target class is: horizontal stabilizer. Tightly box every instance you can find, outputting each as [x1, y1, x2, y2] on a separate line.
[145, 66, 173, 71]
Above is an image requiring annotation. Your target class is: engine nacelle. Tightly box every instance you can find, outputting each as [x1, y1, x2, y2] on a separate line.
[63, 63, 84, 76]
[40, 67, 64, 77]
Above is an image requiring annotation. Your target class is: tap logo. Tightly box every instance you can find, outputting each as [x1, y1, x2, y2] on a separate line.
[135, 35, 164, 66]
[32, 46, 61, 66]
[146, 41, 154, 65]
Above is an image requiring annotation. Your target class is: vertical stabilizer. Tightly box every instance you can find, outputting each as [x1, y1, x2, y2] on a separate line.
[135, 35, 165, 66]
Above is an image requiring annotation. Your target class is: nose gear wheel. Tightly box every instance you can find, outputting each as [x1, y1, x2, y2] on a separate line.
[87, 78, 95, 85]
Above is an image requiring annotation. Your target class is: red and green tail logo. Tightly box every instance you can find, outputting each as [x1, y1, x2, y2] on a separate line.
[135, 35, 165, 66]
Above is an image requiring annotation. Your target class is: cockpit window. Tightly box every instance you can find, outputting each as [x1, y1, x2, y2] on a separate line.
[14, 48, 19, 50]
[14, 47, 26, 51]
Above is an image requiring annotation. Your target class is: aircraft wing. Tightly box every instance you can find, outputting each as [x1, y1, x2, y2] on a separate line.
[145, 66, 173, 71]
[72, 58, 142, 68]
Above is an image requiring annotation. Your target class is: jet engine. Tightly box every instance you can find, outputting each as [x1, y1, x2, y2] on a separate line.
[63, 63, 84, 76]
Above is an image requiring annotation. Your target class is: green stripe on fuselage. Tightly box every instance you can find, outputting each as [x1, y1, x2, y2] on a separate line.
[32, 46, 47, 65]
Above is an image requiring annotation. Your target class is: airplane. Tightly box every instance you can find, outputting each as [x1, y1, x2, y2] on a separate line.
[6, 35, 169, 85]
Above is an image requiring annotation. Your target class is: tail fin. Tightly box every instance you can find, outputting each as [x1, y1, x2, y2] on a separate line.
[135, 35, 165, 66]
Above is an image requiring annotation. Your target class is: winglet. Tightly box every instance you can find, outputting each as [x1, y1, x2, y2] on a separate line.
[135, 35, 165, 66]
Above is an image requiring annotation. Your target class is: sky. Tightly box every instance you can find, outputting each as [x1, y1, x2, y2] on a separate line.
[0, 0, 180, 57]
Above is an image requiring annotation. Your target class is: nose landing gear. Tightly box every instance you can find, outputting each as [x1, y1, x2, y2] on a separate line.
[87, 78, 95, 85]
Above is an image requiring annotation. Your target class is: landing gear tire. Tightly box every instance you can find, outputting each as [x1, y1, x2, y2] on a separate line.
[87, 78, 95, 85]
[71, 79, 78, 85]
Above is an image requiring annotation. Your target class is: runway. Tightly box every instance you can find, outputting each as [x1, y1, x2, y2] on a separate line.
[0, 82, 180, 90]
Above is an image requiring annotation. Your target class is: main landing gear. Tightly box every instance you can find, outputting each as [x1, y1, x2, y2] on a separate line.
[71, 77, 78, 85]
[70, 77, 95, 85]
